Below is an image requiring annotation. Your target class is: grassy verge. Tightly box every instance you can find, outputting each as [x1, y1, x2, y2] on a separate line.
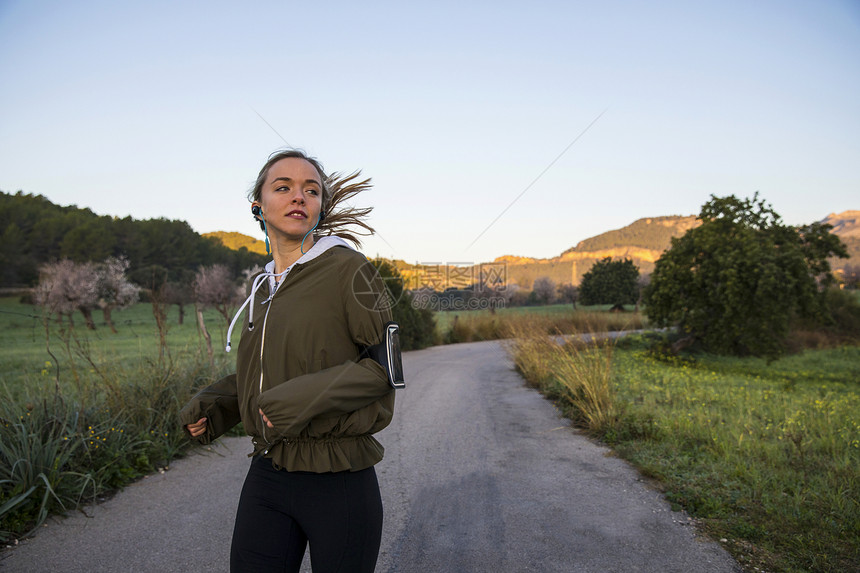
[437, 303, 646, 343]
[0, 297, 234, 541]
[507, 325, 860, 573]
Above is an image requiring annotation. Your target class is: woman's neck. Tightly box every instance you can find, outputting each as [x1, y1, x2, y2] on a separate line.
[270, 234, 315, 274]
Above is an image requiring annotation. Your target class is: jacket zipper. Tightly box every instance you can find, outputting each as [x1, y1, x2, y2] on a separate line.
[258, 295, 275, 447]
[257, 268, 294, 448]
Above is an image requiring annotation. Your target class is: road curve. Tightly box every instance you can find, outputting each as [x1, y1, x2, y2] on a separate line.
[1, 340, 741, 572]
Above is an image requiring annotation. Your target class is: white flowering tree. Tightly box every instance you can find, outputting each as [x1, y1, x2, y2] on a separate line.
[193, 264, 243, 326]
[193, 264, 244, 361]
[35, 259, 100, 329]
[96, 256, 139, 333]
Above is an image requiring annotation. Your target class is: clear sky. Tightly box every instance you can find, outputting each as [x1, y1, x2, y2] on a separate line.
[1, 0, 858, 266]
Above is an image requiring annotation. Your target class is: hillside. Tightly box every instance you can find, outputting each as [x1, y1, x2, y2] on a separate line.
[491, 211, 859, 289]
[0, 191, 268, 288]
[203, 231, 267, 255]
[822, 211, 860, 278]
[821, 210, 860, 238]
[209, 211, 858, 290]
[203, 231, 415, 272]
[488, 215, 700, 288]
[562, 215, 700, 254]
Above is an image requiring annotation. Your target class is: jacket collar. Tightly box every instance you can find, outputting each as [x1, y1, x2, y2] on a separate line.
[226, 236, 355, 353]
[263, 236, 354, 294]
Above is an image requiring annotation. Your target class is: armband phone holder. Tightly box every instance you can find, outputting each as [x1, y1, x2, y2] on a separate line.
[362, 321, 405, 389]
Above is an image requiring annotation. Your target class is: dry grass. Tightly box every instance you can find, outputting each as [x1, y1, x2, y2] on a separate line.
[556, 337, 616, 433]
[505, 321, 618, 434]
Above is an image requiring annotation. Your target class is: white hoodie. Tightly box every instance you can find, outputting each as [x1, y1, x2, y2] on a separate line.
[226, 236, 354, 351]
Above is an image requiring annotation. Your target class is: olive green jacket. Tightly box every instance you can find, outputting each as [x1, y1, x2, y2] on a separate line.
[179, 238, 395, 473]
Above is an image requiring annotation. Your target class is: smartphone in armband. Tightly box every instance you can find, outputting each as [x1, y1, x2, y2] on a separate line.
[384, 322, 405, 389]
[362, 321, 405, 389]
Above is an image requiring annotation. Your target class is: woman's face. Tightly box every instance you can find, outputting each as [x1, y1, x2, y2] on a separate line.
[254, 157, 323, 241]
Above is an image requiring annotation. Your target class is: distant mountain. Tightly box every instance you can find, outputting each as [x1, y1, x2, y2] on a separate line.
[821, 210, 860, 238]
[821, 211, 860, 276]
[485, 215, 700, 289]
[562, 215, 700, 255]
[209, 211, 857, 290]
[203, 231, 267, 255]
[203, 232, 417, 272]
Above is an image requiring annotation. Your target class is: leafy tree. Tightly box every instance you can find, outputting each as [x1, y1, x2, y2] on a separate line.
[32, 215, 77, 263]
[371, 259, 436, 350]
[0, 223, 29, 286]
[644, 193, 848, 359]
[578, 257, 639, 306]
[60, 218, 116, 262]
[128, 264, 169, 296]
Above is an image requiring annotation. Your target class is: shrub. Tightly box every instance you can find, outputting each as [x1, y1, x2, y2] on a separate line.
[823, 287, 860, 338]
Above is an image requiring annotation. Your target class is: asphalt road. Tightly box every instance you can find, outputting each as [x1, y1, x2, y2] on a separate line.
[1, 340, 741, 572]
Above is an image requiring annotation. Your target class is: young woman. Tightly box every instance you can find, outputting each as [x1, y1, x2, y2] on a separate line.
[180, 149, 396, 572]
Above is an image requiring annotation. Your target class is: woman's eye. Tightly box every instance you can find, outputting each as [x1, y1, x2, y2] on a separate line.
[276, 186, 289, 193]
[308, 188, 319, 196]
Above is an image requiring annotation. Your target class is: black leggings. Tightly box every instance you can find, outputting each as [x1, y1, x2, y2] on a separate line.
[230, 456, 383, 573]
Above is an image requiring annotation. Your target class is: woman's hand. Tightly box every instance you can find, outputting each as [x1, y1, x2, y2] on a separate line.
[259, 408, 274, 429]
[186, 417, 208, 438]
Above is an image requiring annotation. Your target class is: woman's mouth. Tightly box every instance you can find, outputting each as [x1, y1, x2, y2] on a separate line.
[286, 210, 307, 219]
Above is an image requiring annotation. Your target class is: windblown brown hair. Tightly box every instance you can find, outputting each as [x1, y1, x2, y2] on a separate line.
[248, 149, 375, 247]
[318, 170, 376, 247]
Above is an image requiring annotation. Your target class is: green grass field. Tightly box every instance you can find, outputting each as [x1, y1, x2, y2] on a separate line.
[613, 339, 859, 572]
[0, 296, 232, 396]
[0, 298, 638, 393]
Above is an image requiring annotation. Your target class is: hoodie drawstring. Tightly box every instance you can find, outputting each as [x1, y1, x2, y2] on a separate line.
[225, 236, 355, 352]
[225, 268, 289, 352]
